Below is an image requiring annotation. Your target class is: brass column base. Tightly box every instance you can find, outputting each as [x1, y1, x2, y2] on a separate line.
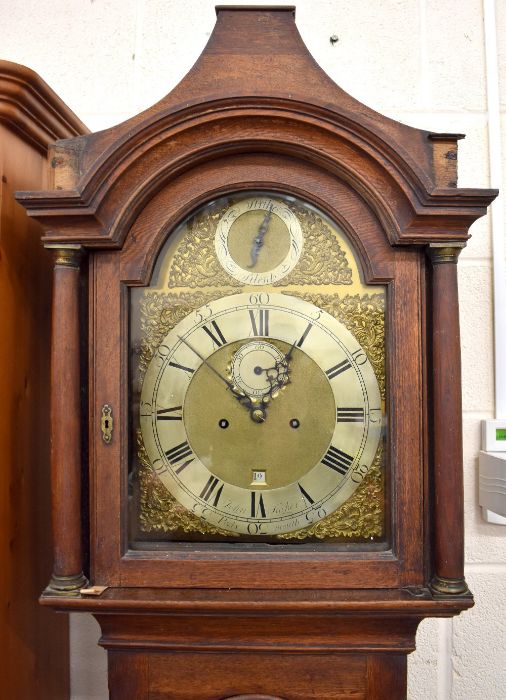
[430, 575, 470, 596]
[43, 572, 89, 597]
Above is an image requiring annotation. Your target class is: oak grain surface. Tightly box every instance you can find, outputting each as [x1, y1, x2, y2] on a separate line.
[15, 7, 496, 699]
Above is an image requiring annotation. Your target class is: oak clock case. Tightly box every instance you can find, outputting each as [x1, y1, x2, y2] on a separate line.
[129, 192, 387, 547]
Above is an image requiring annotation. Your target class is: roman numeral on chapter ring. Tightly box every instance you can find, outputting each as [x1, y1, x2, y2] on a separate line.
[297, 322, 313, 347]
[202, 320, 227, 347]
[298, 483, 315, 505]
[326, 359, 352, 380]
[249, 309, 269, 336]
[165, 442, 194, 474]
[251, 491, 267, 518]
[156, 406, 183, 420]
[321, 446, 354, 476]
[336, 407, 364, 422]
[200, 476, 224, 506]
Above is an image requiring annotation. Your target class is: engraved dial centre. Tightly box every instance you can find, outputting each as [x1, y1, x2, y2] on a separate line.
[183, 338, 336, 490]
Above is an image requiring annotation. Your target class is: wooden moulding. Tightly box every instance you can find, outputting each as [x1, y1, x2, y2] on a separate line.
[0, 59, 88, 153]
[428, 133, 464, 188]
[16, 8, 496, 249]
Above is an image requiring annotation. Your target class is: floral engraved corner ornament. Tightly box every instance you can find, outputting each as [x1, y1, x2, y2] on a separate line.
[167, 202, 353, 289]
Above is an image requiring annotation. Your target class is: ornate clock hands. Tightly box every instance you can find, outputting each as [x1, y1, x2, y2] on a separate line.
[177, 335, 267, 422]
[229, 339, 294, 424]
[258, 338, 296, 396]
[247, 205, 273, 268]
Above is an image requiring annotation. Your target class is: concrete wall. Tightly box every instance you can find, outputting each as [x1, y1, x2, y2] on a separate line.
[2, 1, 505, 697]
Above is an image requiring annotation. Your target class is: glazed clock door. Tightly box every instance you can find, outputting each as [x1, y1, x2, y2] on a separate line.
[90, 166, 425, 590]
[129, 192, 386, 546]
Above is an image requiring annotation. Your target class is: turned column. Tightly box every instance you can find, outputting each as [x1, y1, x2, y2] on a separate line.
[43, 244, 88, 596]
[427, 243, 468, 595]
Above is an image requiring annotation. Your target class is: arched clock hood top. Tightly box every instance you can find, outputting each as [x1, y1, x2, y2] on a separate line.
[17, 5, 496, 247]
[81, 5, 433, 179]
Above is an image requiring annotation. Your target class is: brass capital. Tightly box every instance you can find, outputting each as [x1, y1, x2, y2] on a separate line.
[427, 242, 465, 265]
[44, 243, 84, 268]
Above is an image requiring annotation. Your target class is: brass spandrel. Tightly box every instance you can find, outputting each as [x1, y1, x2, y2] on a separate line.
[167, 206, 242, 289]
[285, 291, 386, 400]
[162, 199, 353, 290]
[273, 204, 352, 287]
[277, 443, 384, 540]
[136, 432, 236, 536]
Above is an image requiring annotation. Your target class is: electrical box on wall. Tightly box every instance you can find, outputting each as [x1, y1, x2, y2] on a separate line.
[482, 419, 506, 452]
[479, 420, 506, 523]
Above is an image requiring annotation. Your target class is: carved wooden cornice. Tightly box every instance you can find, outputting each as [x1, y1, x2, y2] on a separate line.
[0, 59, 88, 152]
[16, 7, 496, 248]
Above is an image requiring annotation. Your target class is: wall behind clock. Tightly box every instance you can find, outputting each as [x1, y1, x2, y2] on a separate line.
[1, 1, 505, 698]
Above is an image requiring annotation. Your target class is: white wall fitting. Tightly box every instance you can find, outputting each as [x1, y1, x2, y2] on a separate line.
[1, 1, 505, 698]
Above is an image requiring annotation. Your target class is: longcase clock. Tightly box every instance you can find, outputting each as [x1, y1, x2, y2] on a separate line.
[18, 7, 497, 699]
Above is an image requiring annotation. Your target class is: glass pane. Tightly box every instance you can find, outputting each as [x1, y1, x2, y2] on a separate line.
[129, 192, 387, 547]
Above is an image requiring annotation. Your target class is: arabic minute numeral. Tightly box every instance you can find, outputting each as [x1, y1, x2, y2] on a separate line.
[351, 349, 367, 365]
[370, 408, 382, 424]
[351, 464, 369, 484]
[249, 292, 270, 305]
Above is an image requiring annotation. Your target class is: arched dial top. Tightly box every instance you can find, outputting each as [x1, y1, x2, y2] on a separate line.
[139, 293, 382, 537]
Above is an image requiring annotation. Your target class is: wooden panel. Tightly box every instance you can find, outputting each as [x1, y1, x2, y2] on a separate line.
[0, 122, 70, 698]
[96, 612, 420, 654]
[108, 651, 149, 700]
[107, 648, 411, 700]
[0, 61, 86, 700]
[90, 252, 122, 585]
[148, 652, 367, 700]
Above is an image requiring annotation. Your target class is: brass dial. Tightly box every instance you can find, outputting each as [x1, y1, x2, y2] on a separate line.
[139, 292, 382, 536]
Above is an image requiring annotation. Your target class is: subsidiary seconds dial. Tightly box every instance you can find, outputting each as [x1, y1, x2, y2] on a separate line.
[214, 196, 303, 285]
[140, 293, 382, 536]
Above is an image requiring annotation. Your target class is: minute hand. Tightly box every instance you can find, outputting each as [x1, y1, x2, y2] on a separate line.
[177, 334, 267, 422]
[177, 334, 236, 391]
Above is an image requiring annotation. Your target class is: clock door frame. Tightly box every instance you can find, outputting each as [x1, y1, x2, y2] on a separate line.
[88, 152, 426, 591]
